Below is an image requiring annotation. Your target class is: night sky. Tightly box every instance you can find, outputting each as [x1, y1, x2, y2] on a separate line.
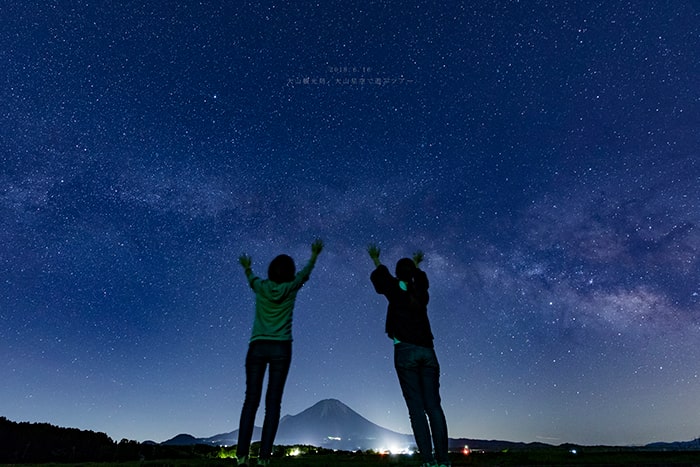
[2, 0, 699, 447]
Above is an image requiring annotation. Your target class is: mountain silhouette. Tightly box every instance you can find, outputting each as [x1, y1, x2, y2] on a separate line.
[275, 399, 412, 450]
[160, 399, 568, 452]
[161, 399, 562, 452]
[163, 399, 412, 451]
[161, 433, 200, 446]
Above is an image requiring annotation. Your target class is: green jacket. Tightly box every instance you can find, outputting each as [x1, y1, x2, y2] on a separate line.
[244, 257, 317, 342]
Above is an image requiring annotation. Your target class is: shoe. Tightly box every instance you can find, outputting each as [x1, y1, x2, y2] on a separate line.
[237, 455, 248, 466]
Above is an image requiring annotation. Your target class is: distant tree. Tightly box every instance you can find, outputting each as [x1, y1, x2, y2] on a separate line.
[0, 417, 223, 463]
[0, 418, 116, 463]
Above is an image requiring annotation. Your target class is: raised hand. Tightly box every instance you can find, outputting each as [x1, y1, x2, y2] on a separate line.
[239, 254, 252, 270]
[412, 250, 424, 266]
[367, 244, 381, 267]
[311, 238, 324, 257]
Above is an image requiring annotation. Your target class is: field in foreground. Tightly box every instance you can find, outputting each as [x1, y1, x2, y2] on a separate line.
[14, 449, 700, 467]
[7, 417, 700, 465]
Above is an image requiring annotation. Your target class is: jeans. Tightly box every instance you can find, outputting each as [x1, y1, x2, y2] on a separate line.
[237, 340, 292, 460]
[394, 342, 449, 464]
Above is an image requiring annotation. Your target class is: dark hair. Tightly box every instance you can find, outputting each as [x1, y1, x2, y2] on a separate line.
[268, 254, 296, 283]
[395, 258, 416, 282]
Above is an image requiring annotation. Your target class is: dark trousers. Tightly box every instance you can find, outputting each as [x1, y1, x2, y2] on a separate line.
[237, 340, 292, 459]
[394, 342, 449, 464]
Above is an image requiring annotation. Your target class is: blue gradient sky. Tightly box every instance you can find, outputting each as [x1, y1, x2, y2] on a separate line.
[2, 0, 699, 446]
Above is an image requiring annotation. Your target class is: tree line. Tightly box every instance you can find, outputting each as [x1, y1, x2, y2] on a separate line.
[0, 416, 217, 463]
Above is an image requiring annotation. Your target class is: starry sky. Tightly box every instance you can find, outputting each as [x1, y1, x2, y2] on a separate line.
[2, 0, 699, 447]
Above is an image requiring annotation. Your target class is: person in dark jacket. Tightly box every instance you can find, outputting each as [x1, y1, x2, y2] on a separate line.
[236, 239, 323, 467]
[368, 244, 450, 467]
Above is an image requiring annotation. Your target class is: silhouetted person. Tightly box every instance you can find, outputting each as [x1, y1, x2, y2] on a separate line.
[367, 245, 450, 467]
[236, 239, 323, 467]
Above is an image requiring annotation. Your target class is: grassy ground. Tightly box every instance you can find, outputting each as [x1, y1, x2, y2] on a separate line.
[13, 449, 700, 466]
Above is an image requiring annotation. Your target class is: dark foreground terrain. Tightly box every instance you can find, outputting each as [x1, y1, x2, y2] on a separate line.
[12, 449, 700, 467]
[4, 418, 700, 466]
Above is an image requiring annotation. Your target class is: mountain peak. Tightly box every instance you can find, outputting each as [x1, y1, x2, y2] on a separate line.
[312, 398, 351, 412]
[274, 398, 409, 450]
[296, 398, 358, 422]
[317, 398, 344, 405]
[163, 399, 412, 451]
[162, 433, 199, 446]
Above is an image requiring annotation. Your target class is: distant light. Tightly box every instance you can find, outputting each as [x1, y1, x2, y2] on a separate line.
[570, 449, 578, 455]
[288, 448, 301, 457]
[216, 448, 236, 459]
[379, 446, 413, 455]
[463, 445, 471, 456]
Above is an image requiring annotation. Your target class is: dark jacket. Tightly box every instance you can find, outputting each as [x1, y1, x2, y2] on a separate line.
[370, 264, 434, 348]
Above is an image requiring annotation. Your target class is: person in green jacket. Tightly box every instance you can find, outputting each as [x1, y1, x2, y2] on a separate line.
[236, 239, 323, 467]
